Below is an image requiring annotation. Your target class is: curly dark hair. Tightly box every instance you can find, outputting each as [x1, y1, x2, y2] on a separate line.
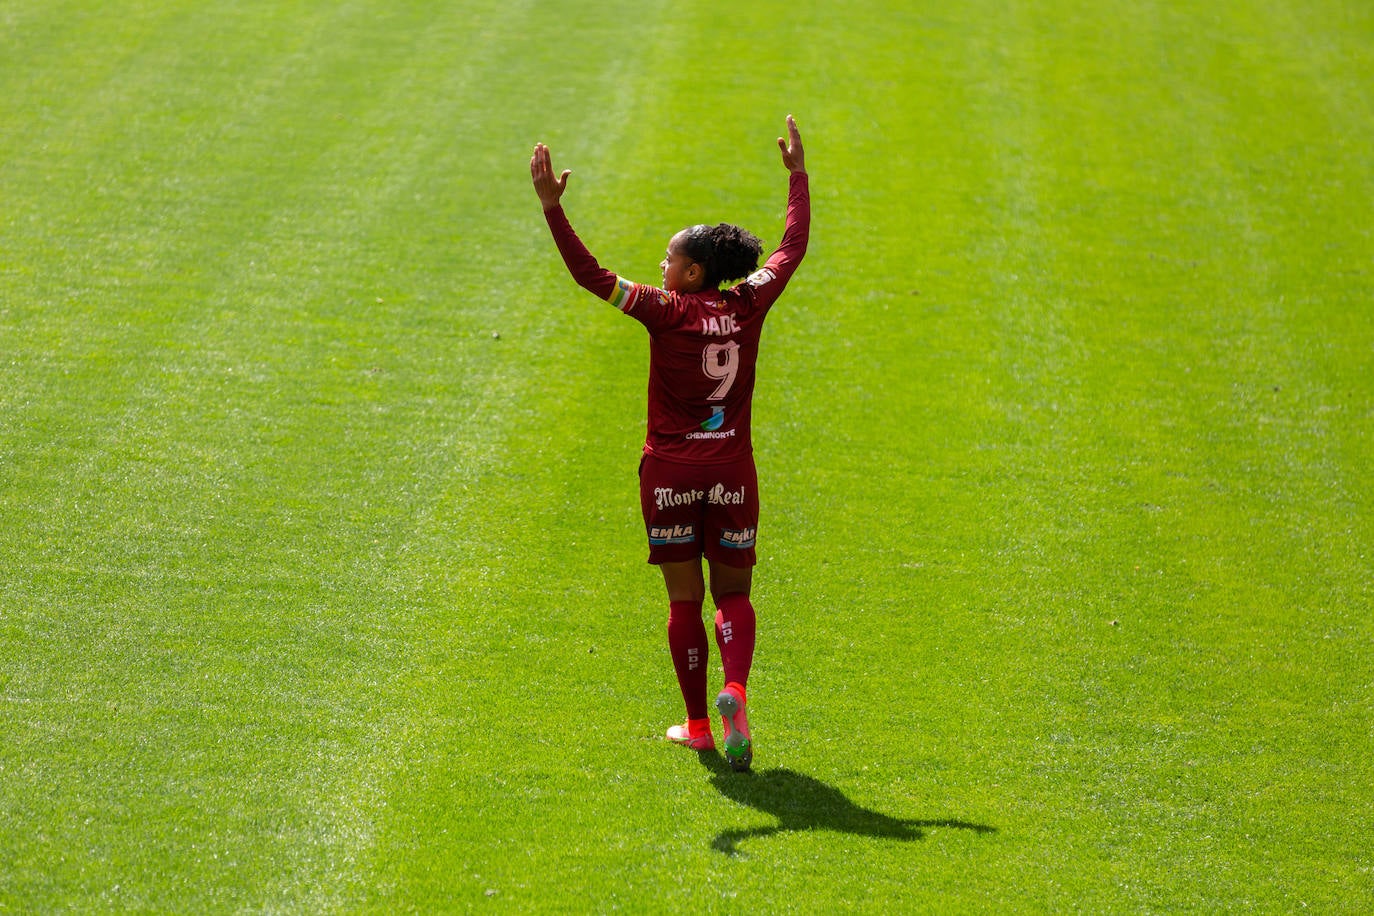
[680, 223, 764, 289]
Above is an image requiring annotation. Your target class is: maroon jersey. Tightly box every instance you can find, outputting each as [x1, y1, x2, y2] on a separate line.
[544, 171, 810, 465]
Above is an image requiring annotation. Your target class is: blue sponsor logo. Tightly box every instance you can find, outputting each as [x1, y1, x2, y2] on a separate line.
[701, 407, 725, 431]
[720, 527, 757, 549]
[650, 524, 696, 546]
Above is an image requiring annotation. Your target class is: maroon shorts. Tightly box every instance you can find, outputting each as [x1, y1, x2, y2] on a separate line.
[638, 452, 759, 567]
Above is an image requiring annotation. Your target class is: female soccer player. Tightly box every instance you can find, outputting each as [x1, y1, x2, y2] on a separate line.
[531, 116, 809, 771]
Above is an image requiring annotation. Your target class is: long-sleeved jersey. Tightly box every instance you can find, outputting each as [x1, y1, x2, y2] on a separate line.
[543, 171, 810, 465]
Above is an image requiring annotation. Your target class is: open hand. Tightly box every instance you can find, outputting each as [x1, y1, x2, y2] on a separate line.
[530, 142, 571, 211]
[777, 115, 805, 173]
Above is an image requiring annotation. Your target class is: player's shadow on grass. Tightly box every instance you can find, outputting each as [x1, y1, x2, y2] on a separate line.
[698, 752, 996, 856]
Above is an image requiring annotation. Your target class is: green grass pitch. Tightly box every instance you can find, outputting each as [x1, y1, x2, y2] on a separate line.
[2, 0, 1371, 911]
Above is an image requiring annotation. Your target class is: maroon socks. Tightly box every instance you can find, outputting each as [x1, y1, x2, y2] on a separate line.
[667, 600, 709, 720]
[668, 593, 758, 721]
[714, 592, 756, 691]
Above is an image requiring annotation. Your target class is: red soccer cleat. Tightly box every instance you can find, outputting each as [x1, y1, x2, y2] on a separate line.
[666, 717, 716, 751]
[715, 682, 752, 772]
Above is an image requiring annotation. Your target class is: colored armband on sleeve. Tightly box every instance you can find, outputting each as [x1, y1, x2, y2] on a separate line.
[606, 277, 638, 313]
[606, 276, 670, 314]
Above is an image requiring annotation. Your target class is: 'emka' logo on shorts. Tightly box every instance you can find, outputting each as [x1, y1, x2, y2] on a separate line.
[720, 527, 757, 549]
[649, 524, 695, 545]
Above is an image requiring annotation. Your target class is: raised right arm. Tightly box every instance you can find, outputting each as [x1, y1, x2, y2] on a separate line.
[532, 142, 618, 300]
[542, 204, 618, 300]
